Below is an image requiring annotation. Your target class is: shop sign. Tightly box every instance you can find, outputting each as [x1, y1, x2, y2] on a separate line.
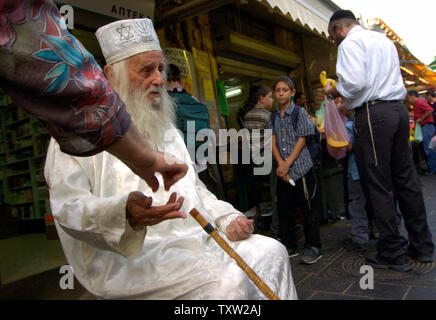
[57, 0, 155, 20]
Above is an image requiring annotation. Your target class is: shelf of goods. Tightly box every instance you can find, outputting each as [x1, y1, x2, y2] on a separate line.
[0, 90, 51, 221]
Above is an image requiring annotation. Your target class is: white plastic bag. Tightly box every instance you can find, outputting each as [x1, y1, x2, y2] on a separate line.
[429, 135, 436, 151]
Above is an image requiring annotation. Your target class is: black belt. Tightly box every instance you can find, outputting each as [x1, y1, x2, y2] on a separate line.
[354, 100, 403, 112]
[359, 99, 403, 108]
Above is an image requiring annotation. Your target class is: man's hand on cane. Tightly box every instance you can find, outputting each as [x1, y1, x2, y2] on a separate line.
[226, 216, 254, 241]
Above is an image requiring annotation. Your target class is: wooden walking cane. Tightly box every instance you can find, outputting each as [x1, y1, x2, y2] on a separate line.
[189, 208, 280, 300]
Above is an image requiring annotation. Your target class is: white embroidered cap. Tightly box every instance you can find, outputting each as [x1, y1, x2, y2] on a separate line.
[95, 18, 161, 65]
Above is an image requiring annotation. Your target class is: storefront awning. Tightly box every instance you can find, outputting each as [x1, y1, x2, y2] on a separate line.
[430, 58, 436, 71]
[366, 18, 436, 88]
[396, 43, 436, 88]
[256, 0, 339, 38]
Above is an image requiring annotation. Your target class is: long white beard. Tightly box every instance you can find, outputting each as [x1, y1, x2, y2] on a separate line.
[111, 60, 176, 149]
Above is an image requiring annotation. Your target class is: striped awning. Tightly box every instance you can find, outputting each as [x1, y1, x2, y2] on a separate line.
[257, 0, 336, 38]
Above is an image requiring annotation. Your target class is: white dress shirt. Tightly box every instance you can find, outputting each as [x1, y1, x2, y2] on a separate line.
[335, 25, 407, 110]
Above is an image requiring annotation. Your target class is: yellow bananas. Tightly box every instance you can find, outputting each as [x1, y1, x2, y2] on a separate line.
[327, 137, 349, 148]
[320, 71, 337, 88]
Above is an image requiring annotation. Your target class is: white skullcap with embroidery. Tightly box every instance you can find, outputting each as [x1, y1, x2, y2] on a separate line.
[95, 18, 162, 65]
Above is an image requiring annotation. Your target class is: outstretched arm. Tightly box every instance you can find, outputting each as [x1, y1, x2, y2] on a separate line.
[107, 125, 188, 192]
[0, 1, 188, 190]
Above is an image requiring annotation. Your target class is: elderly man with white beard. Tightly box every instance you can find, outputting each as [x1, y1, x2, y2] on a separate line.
[44, 18, 297, 300]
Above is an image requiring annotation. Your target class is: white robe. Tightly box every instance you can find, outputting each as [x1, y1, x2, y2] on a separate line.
[44, 126, 297, 300]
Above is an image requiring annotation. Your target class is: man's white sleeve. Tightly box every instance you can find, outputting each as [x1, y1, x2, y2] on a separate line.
[44, 140, 146, 258]
[336, 40, 368, 99]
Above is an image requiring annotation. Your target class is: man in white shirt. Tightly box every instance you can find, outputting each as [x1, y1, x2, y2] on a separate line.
[44, 18, 297, 300]
[324, 10, 434, 271]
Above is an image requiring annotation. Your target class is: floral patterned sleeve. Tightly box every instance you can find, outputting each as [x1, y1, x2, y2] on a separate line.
[0, 0, 131, 156]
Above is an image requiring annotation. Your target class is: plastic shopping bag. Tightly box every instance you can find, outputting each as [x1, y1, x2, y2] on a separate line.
[429, 135, 436, 151]
[324, 96, 350, 159]
[326, 144, 346, 160]
[315, 101, 325, 131]
[414, 123, 423, 143]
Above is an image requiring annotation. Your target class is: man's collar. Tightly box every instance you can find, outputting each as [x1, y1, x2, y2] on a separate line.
[346, 24, 364, 38]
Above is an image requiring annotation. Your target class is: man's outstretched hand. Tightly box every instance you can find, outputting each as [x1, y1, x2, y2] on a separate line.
[126, 191, 185, 229]
[107, 125, 188, 192]
[141, 151, 188, 192]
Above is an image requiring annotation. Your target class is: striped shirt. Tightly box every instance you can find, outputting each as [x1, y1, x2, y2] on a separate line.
[243, 108, 271, 157]
[268, 102, 314, 181]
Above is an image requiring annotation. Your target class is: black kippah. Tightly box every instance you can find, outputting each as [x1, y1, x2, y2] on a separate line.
[168, 63, 181, 77]
[329, 10, 356, 25]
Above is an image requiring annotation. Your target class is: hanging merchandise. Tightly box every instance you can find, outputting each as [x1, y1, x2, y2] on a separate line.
[216, 79, 229, 116]
[324, 96, 349, 159]
[409, 122, 415, 142]
[414, 123, 423, 143]
[315, 101, 325, 132]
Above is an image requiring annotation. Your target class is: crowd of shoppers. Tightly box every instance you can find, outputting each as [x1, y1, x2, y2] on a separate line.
[241, 10, 435, 271]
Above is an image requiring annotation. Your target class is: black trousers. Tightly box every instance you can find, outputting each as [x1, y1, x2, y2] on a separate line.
[241, 162, 270, 210]
[276, 169, 322, 250]
[354, 102, 434, 263]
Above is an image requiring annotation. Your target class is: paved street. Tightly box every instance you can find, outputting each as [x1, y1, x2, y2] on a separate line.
[0, 175, 435, 300]
[290, 174, 436, 300]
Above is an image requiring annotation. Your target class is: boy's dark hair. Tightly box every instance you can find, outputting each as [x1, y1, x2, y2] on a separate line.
[249, 85, 272, 107]
[407, 90, 419, 97]
[237, 85, 272, 126]
[167, 63, 182, 82]
[273, 76, 295, 91]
